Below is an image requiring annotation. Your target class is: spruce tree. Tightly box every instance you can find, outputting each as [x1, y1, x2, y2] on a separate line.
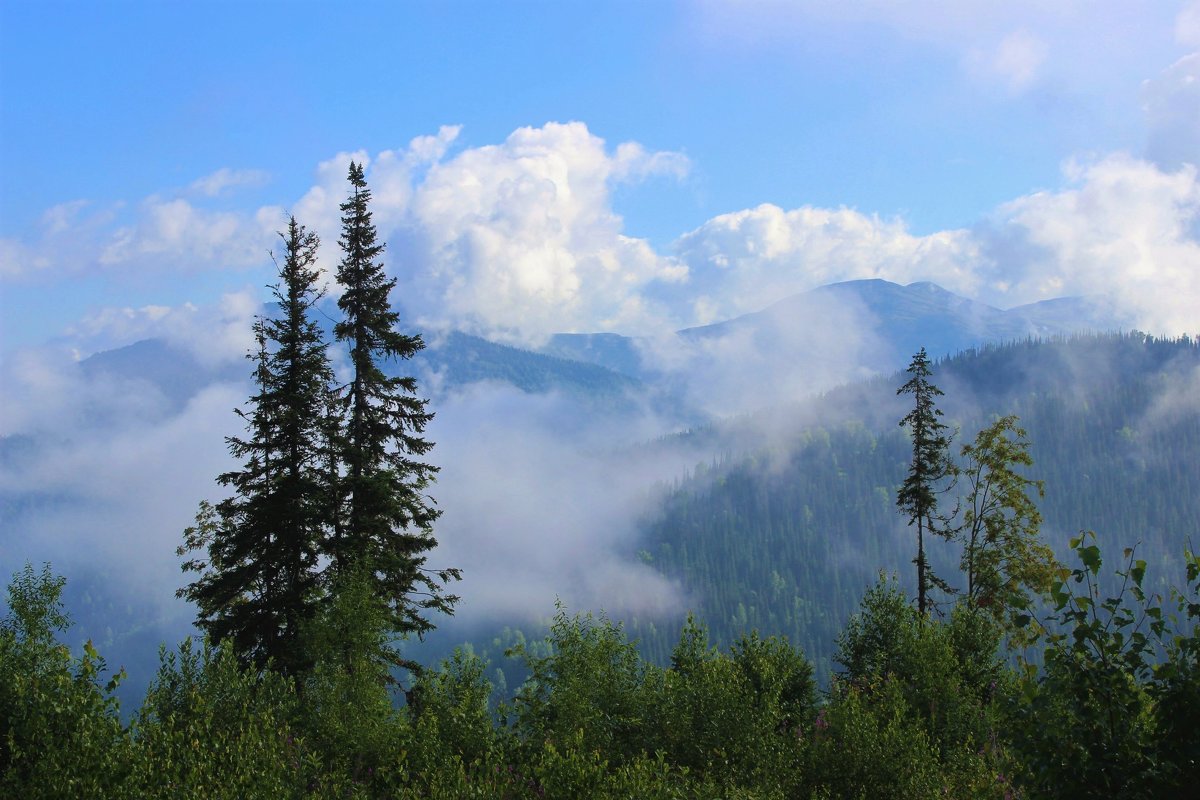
[331, 161, 459, 640]
[179, 217, 332, 677]
[896, 347, 953, 616]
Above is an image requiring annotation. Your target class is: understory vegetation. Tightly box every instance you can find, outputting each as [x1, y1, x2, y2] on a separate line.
[3, 530, 1198, 799]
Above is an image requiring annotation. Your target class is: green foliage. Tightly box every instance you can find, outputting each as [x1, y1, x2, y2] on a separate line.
[0, 564, 130, 798]
[834, 577, 1006, 754]
[409, 648, 497, 770]
[1009, 532, 1200, 798]
[655, 619, 814, 791]
[129, 639, 304, 799]
[955, 415, 1058, 636]
[297, 566, 409, 792]
[504, 608, 818, 795]
[507, 607, 655, 764]
[806, 681, 946, 800]
[6, 553, 1199, 798]
[817, 578, 1020, 798]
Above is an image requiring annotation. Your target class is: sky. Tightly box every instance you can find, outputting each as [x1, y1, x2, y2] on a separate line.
[2, 1, 1200, 668]
[2, 0, 1199, 361]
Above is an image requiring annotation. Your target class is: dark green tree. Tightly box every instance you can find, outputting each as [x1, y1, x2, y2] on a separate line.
[331, 161, 459, 640]
[896, 347, 954, 616]
[178, 217, 332, 677]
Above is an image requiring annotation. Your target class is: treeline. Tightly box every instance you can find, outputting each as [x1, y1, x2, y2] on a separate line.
[4, 530, 1198, 798]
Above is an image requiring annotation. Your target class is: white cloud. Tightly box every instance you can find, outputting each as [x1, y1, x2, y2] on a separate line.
[969, 29, 1048, 93]
[981, 154, 1200, 334]
[189, 167, 270, 197]
[672, 203, 978, 321]
[395, 121, 689, 344]
[1142, 53, 1200, 170]
[666, 154, 1200, 338]
[0, 194, 277, 281]
[0, 200, 119, 279]
[291, 148, 373, 257]
[6, 120, 1197, 356]
[64, 288, 260, 367]
[99, 196, 274, 271]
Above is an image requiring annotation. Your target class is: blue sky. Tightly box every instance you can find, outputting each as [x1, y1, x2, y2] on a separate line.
[2, 1, 1199, 356]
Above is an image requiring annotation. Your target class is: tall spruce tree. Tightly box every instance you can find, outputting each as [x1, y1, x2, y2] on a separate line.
[179, 217, 332, 677]
[331, 161, 459, 640]
[896, 347, 954, 616]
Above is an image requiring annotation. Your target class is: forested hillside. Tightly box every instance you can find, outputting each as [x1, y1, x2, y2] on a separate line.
[625, 333, 1200, 679]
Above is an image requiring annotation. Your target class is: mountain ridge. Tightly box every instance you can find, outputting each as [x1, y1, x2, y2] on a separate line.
[542, 279, 1120, 381]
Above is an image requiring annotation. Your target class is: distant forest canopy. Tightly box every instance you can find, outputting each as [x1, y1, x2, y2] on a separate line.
[618, 331, 1200, 679]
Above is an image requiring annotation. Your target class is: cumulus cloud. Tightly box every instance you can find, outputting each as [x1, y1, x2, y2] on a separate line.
[394, 122, 689, 344]
[8, 119, 1197, 356]
[980, 154, 1200, 334]
[663, 155, 1199, 339]
[290, 148, 373, 270]
[672, 203, 978, 322]
[253, 123, 691, 345]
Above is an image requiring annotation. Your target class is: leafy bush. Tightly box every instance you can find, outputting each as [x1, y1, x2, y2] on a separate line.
[1009, 532, 1200, 798]
[0, 564, 130, 799]
[129, 638, 304, 799]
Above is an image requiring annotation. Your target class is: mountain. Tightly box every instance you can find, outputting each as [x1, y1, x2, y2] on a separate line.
[73, 280, 1121, 411]
[76, 327, 642, 410]
[541, 279, 1121, 381]
[79, 338, 247, 410]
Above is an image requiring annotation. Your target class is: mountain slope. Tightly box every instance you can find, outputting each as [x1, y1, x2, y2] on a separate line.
[626, 333, 1200, 679]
